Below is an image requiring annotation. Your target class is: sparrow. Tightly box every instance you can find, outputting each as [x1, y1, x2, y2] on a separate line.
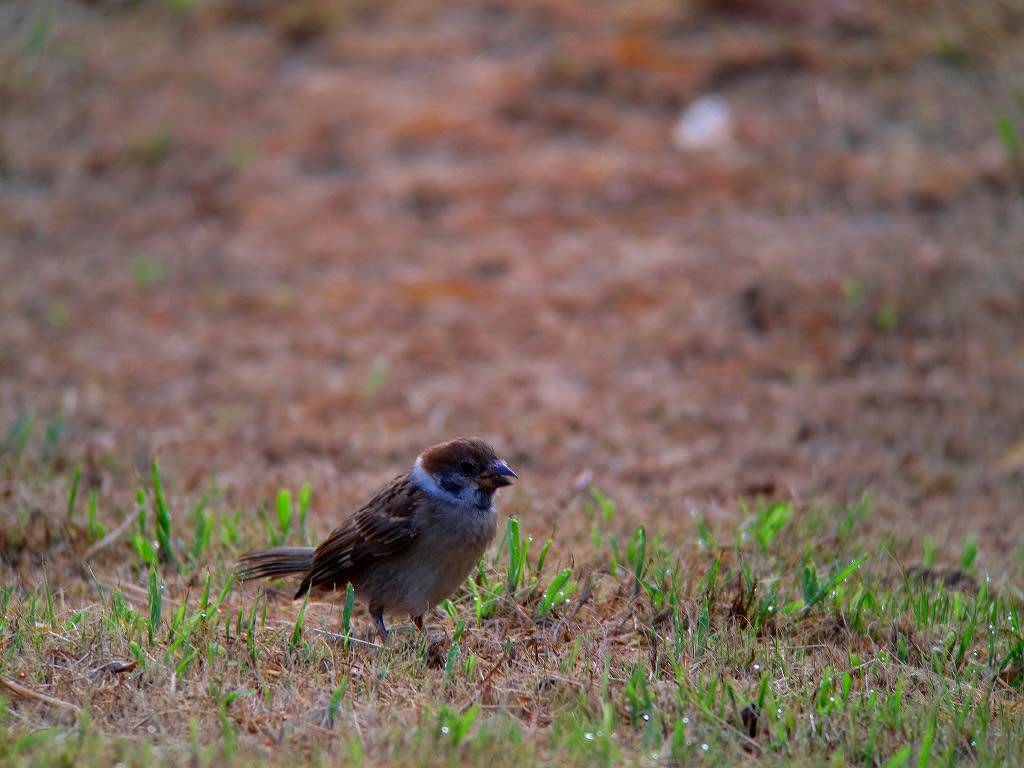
[237, 437, 517, 642]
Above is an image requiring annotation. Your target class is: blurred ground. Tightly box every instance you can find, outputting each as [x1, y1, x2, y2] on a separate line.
[2, 0, 1023, 572]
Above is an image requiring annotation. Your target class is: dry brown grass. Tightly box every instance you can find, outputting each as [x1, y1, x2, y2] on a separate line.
[2, 455, 1023, 766]
[3, 1, 1024, 765]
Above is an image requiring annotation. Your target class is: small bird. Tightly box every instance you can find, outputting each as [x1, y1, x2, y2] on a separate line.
[237, 437, 517, 642]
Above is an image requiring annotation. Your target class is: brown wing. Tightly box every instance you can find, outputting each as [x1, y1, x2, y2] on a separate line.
[295, 474, 422, 597]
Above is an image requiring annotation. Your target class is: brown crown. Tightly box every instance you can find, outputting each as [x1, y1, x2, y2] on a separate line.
[418, 437, 500, 476]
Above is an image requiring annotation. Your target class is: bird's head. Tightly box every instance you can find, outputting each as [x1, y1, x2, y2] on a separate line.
[413, 437, 517, 509]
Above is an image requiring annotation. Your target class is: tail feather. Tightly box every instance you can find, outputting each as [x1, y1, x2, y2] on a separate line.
[237, 546, 315, 582]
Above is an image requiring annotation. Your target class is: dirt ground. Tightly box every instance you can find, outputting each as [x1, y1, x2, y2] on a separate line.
[2, 1, 1023, 574]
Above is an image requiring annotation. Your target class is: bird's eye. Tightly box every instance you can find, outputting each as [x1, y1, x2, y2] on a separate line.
[458, 460, 475, 474]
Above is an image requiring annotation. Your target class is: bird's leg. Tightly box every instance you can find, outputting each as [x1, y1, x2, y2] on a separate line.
[413, 615, 424, 632]
[372, 611, 388, 643]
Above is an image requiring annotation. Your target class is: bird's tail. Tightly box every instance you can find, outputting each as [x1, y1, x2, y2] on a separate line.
[237, 547, 315, 582]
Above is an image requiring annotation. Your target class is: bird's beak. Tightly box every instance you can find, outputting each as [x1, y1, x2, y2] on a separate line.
[477, 460, 518, 489]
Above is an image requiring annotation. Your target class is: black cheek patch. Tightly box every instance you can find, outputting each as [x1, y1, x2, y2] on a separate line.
[439, 475, 465, 496]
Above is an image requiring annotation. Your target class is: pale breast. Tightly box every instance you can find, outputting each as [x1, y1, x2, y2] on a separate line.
[360, 502, 497, 617]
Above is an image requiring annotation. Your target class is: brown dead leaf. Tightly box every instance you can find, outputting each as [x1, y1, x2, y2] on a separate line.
[398, 280, 493, 305]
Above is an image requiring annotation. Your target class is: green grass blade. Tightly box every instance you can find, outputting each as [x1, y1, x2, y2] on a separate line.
[151, 459, 177, 569]
[66, 463, 81, 520]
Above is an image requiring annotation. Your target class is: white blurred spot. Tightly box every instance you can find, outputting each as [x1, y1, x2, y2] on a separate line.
[672, 94, 733, 151]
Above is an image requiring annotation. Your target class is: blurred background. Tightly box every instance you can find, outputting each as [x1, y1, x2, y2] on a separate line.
[2, 0, 1023, 571]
